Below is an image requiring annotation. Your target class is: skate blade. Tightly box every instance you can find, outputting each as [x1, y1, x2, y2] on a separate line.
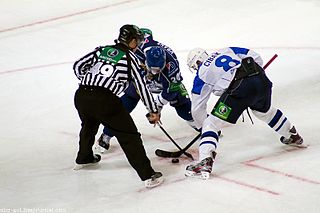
[93, 145, 106, 154]
[287, 143, 309, 149]
[145, 176, 164, 188]
[73, 162, 99, 170]
[185, 171, 210, 180]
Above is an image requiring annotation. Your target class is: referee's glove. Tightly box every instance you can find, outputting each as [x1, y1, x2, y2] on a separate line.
[146, 112, 161, 126]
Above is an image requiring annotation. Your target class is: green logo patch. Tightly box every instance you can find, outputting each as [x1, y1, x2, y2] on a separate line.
[212, 102, 232, 120]
[98, 47, 125, 64]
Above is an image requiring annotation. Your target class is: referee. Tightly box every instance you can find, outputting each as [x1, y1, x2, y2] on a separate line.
[73, 24, 163, 188]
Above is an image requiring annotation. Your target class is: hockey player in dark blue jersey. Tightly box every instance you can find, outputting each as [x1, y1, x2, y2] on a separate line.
[95, 29, 196, 153]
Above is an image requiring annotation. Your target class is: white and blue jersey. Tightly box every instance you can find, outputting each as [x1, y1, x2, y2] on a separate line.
[192, 47, 263, 97]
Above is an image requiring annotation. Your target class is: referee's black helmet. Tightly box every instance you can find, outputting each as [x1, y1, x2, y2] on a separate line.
[118, 24, 144, 46]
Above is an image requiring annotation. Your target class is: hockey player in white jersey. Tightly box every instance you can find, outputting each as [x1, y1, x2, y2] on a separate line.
[185, 47, 304, 180]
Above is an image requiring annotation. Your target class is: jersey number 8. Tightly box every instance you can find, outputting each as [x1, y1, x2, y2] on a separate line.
[215, 55, 240, 72]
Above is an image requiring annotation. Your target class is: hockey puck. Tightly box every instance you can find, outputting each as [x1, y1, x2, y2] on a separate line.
[171, 158, 179, 163]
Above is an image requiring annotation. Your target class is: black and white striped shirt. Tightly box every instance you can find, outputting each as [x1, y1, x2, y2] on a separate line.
[73, 43, 158, 113]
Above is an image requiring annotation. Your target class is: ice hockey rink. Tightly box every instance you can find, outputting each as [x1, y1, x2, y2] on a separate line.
[1, 0, 320, 212]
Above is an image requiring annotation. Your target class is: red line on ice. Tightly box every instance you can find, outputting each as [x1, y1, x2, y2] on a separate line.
[138, 173, 279, 195]
[242, 147, 320, 185]
[0, 62, 72, 75]
[214, 175, 280, 195]
[0, 0, 137, 33]
[244, 162, 320, 185]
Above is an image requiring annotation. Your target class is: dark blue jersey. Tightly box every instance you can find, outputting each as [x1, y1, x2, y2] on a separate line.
[133, 35, 184, 102]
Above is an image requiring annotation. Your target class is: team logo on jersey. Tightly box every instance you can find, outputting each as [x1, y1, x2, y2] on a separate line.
[99, 47, 125, 64]
[167, 62, 178, 77]
[107, 48, 119, 57]
[212, 102, 232, 120]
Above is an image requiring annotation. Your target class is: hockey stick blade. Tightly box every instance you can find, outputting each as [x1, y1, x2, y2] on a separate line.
[155, 148, 194, 159]
[155, 149, 182, 158]
[155, 133, 201, 158]
[157, 124, 194, 160]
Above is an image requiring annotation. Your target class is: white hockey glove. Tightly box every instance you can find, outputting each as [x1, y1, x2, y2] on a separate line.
[154, 94, 168, 113]
[147, 81, 163, 94]
[213, 90, 224, 96]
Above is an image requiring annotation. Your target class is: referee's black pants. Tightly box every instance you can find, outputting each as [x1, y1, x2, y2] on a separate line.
[74, 86, 155, 181]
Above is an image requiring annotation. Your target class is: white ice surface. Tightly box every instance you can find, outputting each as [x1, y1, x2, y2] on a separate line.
[1, 0, 320, 212]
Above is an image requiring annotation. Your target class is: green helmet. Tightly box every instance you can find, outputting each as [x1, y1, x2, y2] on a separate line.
[140, 28, 153, 36]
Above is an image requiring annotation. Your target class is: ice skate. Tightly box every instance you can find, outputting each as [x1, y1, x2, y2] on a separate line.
[94, 133, 111, 153]
[144, 172, 164, 188]
[185, 154, 215, 180]
[73, 154, 101, 170]
[280, 126, 306, 148]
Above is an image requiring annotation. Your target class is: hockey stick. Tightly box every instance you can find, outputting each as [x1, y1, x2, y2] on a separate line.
[155, 54, 278, 159]
[155, 132, 201, 158]
[156, 123, 194, 160]
[263, 54, 278, 69]
[155, 130, 221, 158]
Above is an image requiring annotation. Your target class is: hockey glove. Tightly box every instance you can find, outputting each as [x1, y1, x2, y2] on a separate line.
[146, 112, 161, 125]
[169, 82, 188, 97]
[154, 94, 169, 113]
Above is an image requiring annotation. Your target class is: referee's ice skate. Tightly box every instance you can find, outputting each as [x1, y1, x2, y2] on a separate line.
[144, 172, 164, 188]
[73, 154, 101, 170]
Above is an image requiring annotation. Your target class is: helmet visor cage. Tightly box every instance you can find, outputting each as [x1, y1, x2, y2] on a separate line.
[187, 48, 208, 73]
[146, 63, 165, 74]
[190, 62, 198, 72]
